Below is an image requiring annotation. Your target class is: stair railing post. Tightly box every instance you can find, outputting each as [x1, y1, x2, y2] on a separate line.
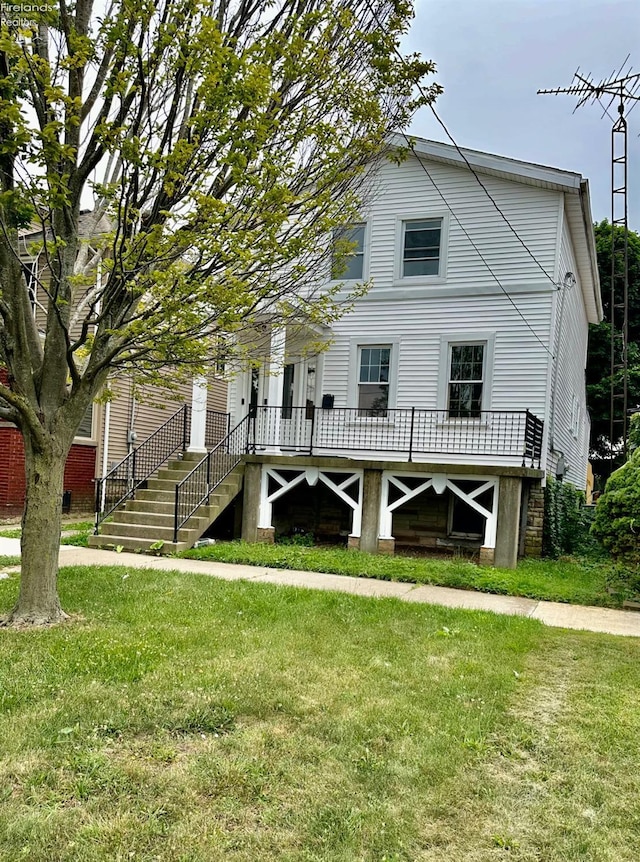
[131, 447, 137, 494]
[173, 484, 180, 544]
[182, 405, 188, 451]
[94, 479, 101, 534]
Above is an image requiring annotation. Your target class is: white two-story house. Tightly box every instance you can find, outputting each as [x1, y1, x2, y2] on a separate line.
[91, 137, 601, 568]
[226, 137, 601, 567]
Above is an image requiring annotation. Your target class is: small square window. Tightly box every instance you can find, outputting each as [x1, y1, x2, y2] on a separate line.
[332, 224, 365, 280]
[402, 218, 442, 277]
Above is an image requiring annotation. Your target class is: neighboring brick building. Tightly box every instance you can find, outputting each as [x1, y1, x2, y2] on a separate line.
[0, 426, 97, 518]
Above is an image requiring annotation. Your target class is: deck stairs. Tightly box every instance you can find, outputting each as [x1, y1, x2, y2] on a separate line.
[89, 453, 244, 554]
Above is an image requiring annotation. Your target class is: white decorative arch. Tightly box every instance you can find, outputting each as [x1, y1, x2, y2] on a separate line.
[258, 465, 363, 538]
[380, 472, 499, 548]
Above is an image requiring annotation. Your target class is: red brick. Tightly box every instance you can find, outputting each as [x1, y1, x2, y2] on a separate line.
[0, 427, 96, 516]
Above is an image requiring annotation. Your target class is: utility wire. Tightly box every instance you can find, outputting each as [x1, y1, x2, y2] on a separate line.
[427, 104, 562, 290]
[362, 0, 563, 291]
[403, 135, 554, 357]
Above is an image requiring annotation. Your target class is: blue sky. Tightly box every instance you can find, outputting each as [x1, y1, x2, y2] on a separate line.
[405, 0, 640, 228]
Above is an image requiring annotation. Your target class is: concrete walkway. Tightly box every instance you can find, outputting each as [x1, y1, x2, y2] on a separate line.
[1, 543, 635, 638]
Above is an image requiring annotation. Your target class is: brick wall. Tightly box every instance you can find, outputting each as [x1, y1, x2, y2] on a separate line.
[0, 426, 96, 517]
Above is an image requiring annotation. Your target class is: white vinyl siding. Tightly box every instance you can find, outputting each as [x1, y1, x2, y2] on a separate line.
[547, 217, 590, 488]
[319, 293, 551, 467]
[362, 155, 560, 299]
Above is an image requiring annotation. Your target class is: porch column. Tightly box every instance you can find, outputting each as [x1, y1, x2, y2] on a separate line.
[360, 468, 383, 554]
[494, 476, 522, 569]
[241, 462, 261, 543]
[265, 326, 286, 454]
[187, 376, 208, 453]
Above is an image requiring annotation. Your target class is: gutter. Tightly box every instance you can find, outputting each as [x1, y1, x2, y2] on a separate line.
[579, 179, 603, 321]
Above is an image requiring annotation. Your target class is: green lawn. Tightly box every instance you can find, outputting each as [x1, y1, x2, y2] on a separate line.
[0, 521, 92, 548]
[0, 556, 19, 568]
[0, 565, 639, 861]
[182, 541, 619, 607]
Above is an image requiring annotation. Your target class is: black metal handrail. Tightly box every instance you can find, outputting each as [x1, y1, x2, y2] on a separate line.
[94, 404, 229, 531]
[173, 414, 251, 542]
[247, 405, 544, 467]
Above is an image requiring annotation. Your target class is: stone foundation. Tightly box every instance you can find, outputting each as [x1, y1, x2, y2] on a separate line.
[256, 526, 275, 544]
[478, 546, 495, 566]
[524, 481, 544, 558]
[347, 535, 360, 551]
[377, 537, 395, 555]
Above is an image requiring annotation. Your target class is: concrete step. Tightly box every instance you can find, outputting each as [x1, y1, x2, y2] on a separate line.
[95, 463, 244, 554]
[125, 499, 176, 515]
[97, 521, 201, 542]
[134, 488, 176, 504]
[110, 509, 210, 530]
[87, 533, 188, 554]
[156, 463, 205, 482]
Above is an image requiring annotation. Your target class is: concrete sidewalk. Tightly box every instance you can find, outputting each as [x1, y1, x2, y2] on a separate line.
[9, 544, 629, 639]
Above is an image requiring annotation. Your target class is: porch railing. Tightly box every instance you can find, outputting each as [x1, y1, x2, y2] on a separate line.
[94, 405, 229, 530]
[173, 414, 251, 542]
[247, 406, 544, 468]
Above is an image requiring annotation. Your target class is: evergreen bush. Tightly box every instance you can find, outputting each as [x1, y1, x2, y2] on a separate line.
[592, 447, 640, 564]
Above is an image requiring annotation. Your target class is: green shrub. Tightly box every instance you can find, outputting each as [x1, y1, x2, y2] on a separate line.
[277, 531, 315, 547]
[543, 478, 591, 558]
[592, 448, 640, 564]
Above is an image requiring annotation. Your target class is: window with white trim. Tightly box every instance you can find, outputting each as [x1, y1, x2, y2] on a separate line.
[358, 346, 391, 415]
[331, 223, 365, 280]
[402, 218, 442, 277]
[76, 404, 94, 438]
[447, 343, 485, 418]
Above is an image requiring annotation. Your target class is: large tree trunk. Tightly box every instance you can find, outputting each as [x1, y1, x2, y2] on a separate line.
[5, 436, 69, 626]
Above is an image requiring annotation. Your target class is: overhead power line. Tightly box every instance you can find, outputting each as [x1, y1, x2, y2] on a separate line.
[539, 59, 640, 454]
[403, 134, 554, 358]
[426, 105, 560, 290]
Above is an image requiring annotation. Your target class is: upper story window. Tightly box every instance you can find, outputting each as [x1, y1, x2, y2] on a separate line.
[448, 343, 484, 418]
[358, 345, 390, 415]
[331, 223, 365, 280]
[402, 218, 442, 277]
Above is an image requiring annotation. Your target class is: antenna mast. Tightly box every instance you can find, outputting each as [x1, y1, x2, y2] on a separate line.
[538, 60, 640, 459]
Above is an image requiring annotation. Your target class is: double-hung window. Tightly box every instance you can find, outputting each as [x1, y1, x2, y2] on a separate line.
[448, 343, 485, 418]
[358, 346, 391, 415]
[331, 223, 365, 280]
[402, 218, 442, 277]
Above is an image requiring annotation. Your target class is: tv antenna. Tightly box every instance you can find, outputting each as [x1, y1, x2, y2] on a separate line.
[539, 57, 640, 459]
